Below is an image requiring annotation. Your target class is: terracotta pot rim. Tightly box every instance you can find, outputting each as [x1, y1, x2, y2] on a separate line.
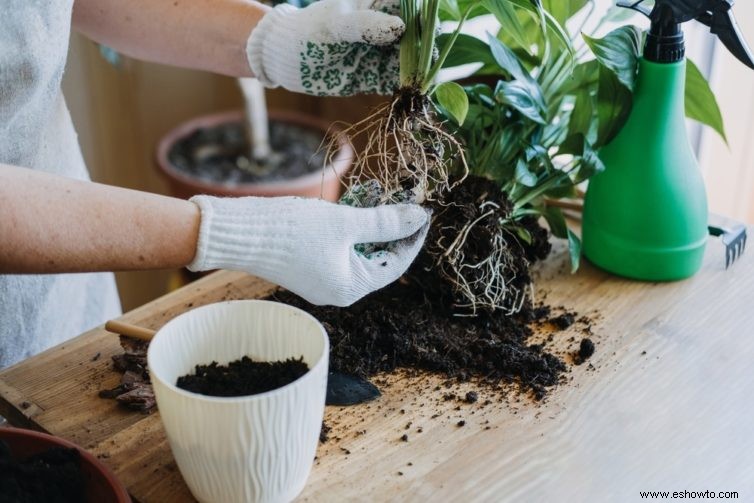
[155, 109, 353, 197]
[0, 426, 131, 502]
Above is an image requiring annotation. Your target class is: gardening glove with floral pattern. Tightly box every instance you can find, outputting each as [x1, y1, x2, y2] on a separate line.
[246, 0, 403, 96]
[187, 195, 429, 307]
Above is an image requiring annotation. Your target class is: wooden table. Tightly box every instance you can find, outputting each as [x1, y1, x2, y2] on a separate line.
[2, 238, 754, 502]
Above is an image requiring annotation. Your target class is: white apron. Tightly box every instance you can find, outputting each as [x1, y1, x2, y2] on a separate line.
[0, 0, 122, 368]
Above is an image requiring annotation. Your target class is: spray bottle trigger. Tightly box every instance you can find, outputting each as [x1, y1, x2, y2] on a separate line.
[707, 9, 754, 69]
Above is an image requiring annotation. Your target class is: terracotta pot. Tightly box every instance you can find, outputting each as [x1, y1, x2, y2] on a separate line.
[155, 110, 353, 201]
[0, 426, 131, 502]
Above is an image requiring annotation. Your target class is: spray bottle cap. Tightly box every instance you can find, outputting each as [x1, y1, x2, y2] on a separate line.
[618, 0, 754, 68]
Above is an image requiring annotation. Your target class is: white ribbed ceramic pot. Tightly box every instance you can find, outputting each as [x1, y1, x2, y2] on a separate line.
[148, 300, 329, 503]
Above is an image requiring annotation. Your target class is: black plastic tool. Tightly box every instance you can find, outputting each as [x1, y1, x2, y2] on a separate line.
[325, 372, 381, 406]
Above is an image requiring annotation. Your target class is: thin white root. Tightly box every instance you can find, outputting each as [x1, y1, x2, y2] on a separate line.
[324, 94, 468, 204]
[436, 202, 532, 316]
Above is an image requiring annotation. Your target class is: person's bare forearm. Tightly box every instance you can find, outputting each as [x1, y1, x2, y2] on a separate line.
[0, 165, 200, 274]
[71, 0, 269, 77]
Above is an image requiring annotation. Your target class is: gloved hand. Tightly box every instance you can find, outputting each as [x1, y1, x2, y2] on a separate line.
[188, 195, 429, 307]
[246, 0, 403, 96]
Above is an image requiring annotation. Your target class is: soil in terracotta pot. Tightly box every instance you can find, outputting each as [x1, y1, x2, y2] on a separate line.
[176, 356, 309, 397]
[168, 121, 327, 185]
[0, 440, 85, 503]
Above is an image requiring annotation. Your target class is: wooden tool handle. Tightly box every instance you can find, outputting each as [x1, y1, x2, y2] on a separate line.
[105, 320, 157, 342]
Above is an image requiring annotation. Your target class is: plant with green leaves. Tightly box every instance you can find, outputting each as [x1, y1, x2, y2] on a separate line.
[420, 0, 725, 314]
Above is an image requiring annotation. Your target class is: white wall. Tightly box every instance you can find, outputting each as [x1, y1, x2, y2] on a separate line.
[697, 1, 754, 223]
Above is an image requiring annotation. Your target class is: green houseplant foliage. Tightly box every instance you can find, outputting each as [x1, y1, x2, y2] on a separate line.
[432, 0, 725, 272]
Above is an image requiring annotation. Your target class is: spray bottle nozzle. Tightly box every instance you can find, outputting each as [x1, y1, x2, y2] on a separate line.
[617, 0, 754, 69]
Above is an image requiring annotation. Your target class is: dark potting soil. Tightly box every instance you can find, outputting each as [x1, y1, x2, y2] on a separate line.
[272, 176, 578, 400]
[176, 356, 309, 397]
[574, 338, 595, 365]
[273, 282, 565, 400]
[0, 440, 85, 503]
[167, 120, 326, 185]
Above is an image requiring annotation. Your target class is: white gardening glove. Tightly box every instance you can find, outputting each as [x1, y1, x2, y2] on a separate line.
[188, 195, 429, 307]
[246, 0, 403, 96]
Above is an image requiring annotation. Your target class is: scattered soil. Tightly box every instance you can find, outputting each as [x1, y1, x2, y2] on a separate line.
[550, 313, 576, 330]
[0, 440, 85, 503]
[176, 356, 309, 397]
[168, 120, 325, 186]
[574, 338, 595, 365]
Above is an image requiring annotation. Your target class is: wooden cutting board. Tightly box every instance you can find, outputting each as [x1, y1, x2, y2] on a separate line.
[2, 237, 753, 501]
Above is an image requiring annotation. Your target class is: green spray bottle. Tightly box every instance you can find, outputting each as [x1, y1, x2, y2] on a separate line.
[582, 0, 754, 280]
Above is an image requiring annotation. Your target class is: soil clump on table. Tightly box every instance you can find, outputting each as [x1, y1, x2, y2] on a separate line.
[274, 282, 566, 401]
[0, 440, 85, 503]
[168, 120, 326, 186]
[176, 356, 309, 397]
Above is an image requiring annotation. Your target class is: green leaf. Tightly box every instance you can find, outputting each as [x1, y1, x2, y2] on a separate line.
[596, 64, 633, 147]
[515, 226, 533, 244]
[497, 125, 525, 169]
[568, 89, 594, 139]
[583, 26, 643, 91]
[439, 0, 462, 20]
[545, 180, 577, 199]
[543, 206, 568, 239]
[487, 32, 531, 83]
[541, 0, 589, 25]
[495, 80, 547, 124]
[558, 133, 605, 183]
[483, 0, 531, 52]
[456, 0, 490, 19]
[435, 82, 470, 125]
[686, 58, 727, 144]
[492, 0, 575, 58]
[515, 158, 538, 187]
[562, 60, 600, 94]
[438, 33, 497, 69]
[567, 229, 582, 273]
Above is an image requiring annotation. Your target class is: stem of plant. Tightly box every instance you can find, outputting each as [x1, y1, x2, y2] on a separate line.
[399, 0, 420, 88]
[417, 0, 440, 84]
[400, 0, 471, 93]
[424, 7, 473, 94]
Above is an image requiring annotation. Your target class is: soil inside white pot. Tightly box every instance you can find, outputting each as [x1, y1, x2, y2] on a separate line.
[168, 120, 326, 185]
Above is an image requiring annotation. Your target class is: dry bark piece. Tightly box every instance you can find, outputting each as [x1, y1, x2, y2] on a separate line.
[99, 336, 156, 414]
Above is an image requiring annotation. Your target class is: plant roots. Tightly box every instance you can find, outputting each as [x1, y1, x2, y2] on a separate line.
[326, 89, 467, 203]
[411, 176, 551, 316]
